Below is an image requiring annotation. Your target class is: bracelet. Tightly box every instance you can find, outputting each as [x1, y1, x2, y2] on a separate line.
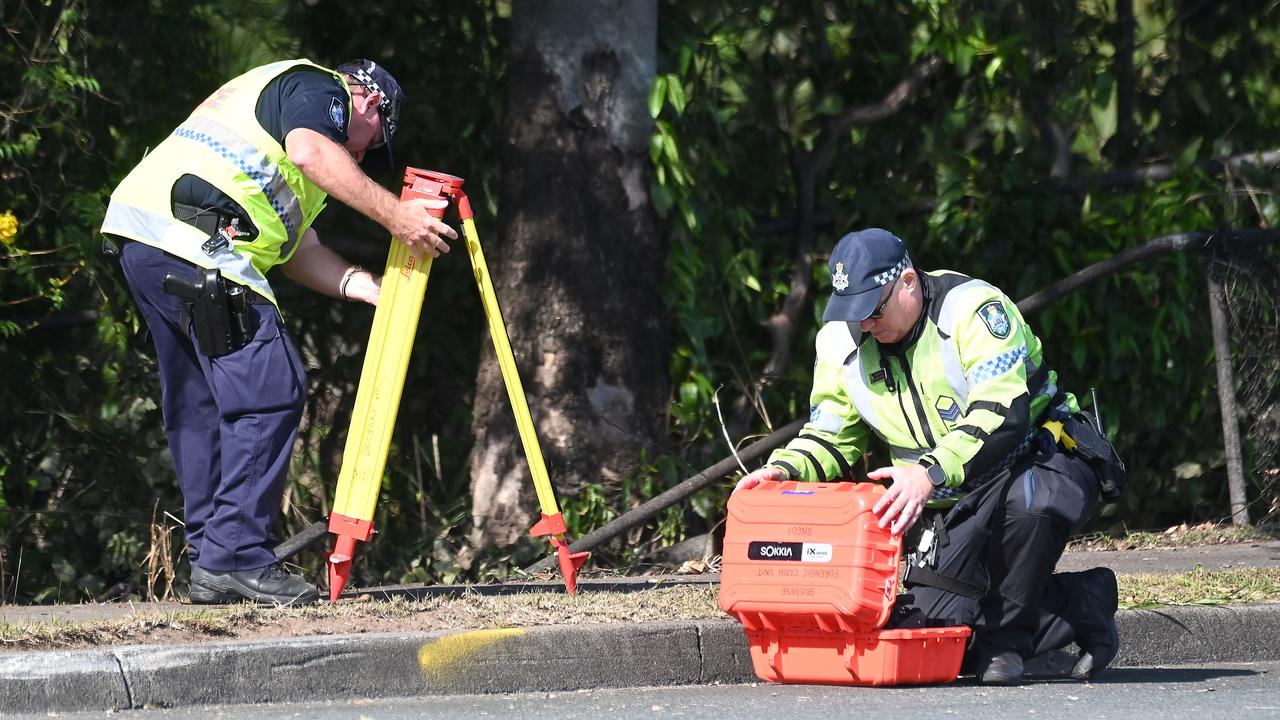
[340, 265, 363, 300]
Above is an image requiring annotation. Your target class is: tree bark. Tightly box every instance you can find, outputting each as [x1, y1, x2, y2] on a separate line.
[1112, 0, 1137, 165]
[467, 0, 666, 552]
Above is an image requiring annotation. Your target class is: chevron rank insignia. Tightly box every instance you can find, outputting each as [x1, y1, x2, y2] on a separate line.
[935, 395, 962, 427]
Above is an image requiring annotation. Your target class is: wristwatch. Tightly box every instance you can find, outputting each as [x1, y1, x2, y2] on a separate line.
[925, 462, 948, 488]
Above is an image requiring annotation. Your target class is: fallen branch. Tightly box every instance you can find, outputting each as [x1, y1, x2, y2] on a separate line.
[523, 417, 807, 574]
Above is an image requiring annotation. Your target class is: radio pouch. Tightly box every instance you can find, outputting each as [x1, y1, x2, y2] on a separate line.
[1063, 411, 1126, 503]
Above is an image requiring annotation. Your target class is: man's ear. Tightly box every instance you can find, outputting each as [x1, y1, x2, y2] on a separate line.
[902, 267, 918, 289]
[357, 91, 382, 116]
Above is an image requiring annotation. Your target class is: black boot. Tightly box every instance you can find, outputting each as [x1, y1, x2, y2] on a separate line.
[975, 650, 1024, 686]
[190, 563, 320, 606]
[1070, 567, 1119, 680]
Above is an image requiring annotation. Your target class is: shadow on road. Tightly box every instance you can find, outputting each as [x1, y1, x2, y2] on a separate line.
[986, 665, 1263, 686]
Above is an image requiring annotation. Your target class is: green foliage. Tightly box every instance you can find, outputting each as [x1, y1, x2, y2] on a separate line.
[0, 0, 193, 603]
[5, 0, 1280, 603]
[0, 0, 515, 602]
[652, 0, 1280, 529]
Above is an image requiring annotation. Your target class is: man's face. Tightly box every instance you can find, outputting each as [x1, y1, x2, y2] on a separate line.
[858, 269, 918, 343]
[343, 90, 384, 163]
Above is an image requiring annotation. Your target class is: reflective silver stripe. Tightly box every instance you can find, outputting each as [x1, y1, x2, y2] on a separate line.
[935, 279, 994, 409]
[890, 445, 925, 464]
[842, 354, 877, 429]
[101, 201, 277, 303]
[809, 401, 846, 433]
[172, 116, 304, 256]
[1025, 355, 1041, 382]
[253, 60, 303, 78]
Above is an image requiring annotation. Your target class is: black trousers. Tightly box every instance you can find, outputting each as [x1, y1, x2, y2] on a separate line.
[910, 446, 1110, 658]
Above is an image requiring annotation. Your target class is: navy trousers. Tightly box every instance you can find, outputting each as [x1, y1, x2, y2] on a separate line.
[910, 445, 1107, 659]
[119, 241, 306, 572]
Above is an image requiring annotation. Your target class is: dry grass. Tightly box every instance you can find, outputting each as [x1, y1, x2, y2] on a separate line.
[4, 566, 1280, 653]
[0, 586, 724, 653]
[1070, 521, 1278, 552]
[1119, 567, 1280, 609]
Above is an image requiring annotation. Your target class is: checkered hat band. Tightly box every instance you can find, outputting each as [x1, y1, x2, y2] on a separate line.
[351, 68, 383, 98]
[873, 255, 910, 286]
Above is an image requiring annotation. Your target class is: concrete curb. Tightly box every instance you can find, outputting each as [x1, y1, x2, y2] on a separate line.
[3, 605, 1278, 714]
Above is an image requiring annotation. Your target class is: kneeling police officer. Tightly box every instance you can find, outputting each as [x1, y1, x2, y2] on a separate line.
[736, 228, 1122, 685]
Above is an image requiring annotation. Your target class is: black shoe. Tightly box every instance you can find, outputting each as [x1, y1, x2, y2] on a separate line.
[1072, 567, 1119, 680]
[188, 566, 235, 604]
[976, 650, 1024, 686]
[190, 563, 320, 606]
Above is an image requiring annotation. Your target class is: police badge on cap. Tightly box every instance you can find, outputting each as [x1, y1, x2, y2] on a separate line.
[832, 262, 849, 292]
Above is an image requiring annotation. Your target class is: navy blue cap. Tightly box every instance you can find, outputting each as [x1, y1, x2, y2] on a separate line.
[336, 59, 404, 169]
[823, 228, 910, 322]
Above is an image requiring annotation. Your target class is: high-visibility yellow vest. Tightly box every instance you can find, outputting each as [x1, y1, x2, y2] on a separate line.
[769, 270, 1076, 505]
[101, 59, 347, 306]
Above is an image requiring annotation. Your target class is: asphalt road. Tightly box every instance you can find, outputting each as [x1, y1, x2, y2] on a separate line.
[24, 661, 1279, 720]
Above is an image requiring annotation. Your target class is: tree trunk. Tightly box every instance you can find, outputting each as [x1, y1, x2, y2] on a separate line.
[1112, 0, 1137, 165]
[467, 0, 666, 552]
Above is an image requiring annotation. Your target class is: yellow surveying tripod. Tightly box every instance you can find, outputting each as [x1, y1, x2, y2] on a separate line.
[326, 167, 588, 601]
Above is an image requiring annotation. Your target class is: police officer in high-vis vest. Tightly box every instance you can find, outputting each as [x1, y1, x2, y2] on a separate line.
[101, 59, 457, 605]
[736, 228, 1123, 685]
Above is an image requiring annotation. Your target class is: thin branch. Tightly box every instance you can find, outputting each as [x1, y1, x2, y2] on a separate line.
[759, 56, 944, 383]
[1066, 148, 1280, 191]
[812, 55, 944, 172]
[810, 147, 1280, 222]
[1017, 228, 1280, 315]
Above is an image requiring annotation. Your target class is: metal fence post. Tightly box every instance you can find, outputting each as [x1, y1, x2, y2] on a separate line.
[1206, 266, 1251, 527]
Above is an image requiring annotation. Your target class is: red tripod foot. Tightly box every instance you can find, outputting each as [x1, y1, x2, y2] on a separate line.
[551, 536, 590, 594]
[530, 512, 590, 594]
[327, 535, 356, 602]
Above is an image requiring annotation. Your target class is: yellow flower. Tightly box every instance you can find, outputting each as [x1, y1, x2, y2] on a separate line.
[0, 210, 18, 246]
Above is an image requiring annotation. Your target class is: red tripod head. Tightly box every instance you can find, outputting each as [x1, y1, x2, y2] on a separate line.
[403, 168, 471, 219]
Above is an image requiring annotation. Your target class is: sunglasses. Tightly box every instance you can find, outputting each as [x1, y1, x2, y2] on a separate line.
[868, 275, 900, 320]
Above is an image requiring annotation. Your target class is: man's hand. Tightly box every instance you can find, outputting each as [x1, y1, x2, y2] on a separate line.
[284, 128, 459, 258]
[389, 197, 457, 257]
[348, 271, 382, 306]
[733, 466, 787, 494]
[868, 464, 934, 536]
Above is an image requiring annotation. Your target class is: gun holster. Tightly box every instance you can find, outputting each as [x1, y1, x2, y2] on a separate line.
[1062, 411, 1126, 503]
[162, 268, 251, 357]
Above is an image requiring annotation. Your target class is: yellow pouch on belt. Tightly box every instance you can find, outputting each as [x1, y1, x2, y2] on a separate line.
[1041, 420, 1078, 451]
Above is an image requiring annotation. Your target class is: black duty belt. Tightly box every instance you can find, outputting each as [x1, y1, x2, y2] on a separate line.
[169, 204, 270, 305]
[174, 203, 236, 236]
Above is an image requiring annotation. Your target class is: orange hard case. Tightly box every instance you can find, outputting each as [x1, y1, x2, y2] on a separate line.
[719, 480, 970, 686]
